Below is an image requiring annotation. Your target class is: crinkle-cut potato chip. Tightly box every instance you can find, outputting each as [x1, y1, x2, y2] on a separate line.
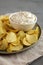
[0, 39, 8, 50]
[27, 26, 39, 35]
[0, 20, 3, 27]
[17, 31, 25, 40]
[0, 15, 9, 21]
[0, 20, 6, 32]
[34, 27, 39, 35]
[0, 26, 6, 35]
[27, 29, 35, 35]
[26, 34, 38, 44]
[0, 34, 6, 40]
[11, 38, 20, 46]
[22, 37, 31, 46]
[0, 15, 12, 29]
[0, 15, 11, 31]
[17, 36, 21, 41]
[6, 32, 17, 43]
[0, 20, 6, 39]
[0, 15, 19, 33]
[4, 20, 12, 28]
[7, 44, 23, 52]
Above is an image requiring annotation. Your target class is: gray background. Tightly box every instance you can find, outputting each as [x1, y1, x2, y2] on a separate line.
[0, 0, 43, 29]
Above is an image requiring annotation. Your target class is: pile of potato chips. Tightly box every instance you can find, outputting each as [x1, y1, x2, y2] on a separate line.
[0, 15, 39, 52]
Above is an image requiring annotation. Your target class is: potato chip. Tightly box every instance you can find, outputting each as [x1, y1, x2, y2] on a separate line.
[27, 26, 39, 35]
[0, 20, 6, 39]
[27, 30, 35, 35]
[4, 20, 12, 28]
[0, 15, 9, 21]
[0, 20, 3, 27]
[0, 39, 8, 50]
[17, 31, 25, 38]
[17, 31, 25, 41]
[0, 41, 2, 46]
[17, 36, 21, 41]
[0, 27, 6, 35]
[26, 34, 38, 44]
[6, 32, 17, 43]
[0, 34, 6, 40]
[7, 44, 23, 52]
[0, 16, 19, 33]
[22, 37, 31, 46]
[11, 38, 20, 46]
[9, 29, 19, 33]
[34, 27, 39, 36]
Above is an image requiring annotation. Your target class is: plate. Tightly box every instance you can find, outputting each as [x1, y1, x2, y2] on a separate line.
[0, 23, 41, 54]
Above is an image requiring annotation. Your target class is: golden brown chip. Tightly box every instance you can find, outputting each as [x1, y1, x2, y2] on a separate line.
[17, 36, 21, 41]
[22, 37, 31, 46]
[27, 26, 39, 35]
[0, 20, 6, 39]
[17, 31, 25, 41]
[17, 31, 25, 37]
[0, 26, 6, 35]
[9, 29, 19, 33]
[0, 20, 3, 27]
[0, 39, 8, 50]
[0, 34, 6, 40]
[27, 30, 35, 35]
[0, 41, 2, 46]
[34, 26, 39, 36]
[6, 32, 17, 43]
[0, 15, 19, 33]
[11, 38, 20, 46]
[7, 44, 23, 52]
[26, 34, 38, 44]
[0, 15, 9, 21]
[4, 20, 12, 28]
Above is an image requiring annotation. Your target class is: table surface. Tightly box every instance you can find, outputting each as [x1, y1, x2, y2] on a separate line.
[0, 0, 43, 65]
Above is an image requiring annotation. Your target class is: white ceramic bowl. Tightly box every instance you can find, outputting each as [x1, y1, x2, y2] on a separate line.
[9, 11, 37, 31]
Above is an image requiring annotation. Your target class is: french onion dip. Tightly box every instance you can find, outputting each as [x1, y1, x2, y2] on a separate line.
[10, 11, 37, 24]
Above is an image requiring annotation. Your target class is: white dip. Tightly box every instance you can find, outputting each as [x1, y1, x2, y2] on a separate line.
[10, 11, 37, 24]
[9, 11, 37, 31]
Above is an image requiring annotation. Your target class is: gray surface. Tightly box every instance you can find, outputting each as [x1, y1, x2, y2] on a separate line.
[0, 0, 43, 29]
[27, 56, 43, 65]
